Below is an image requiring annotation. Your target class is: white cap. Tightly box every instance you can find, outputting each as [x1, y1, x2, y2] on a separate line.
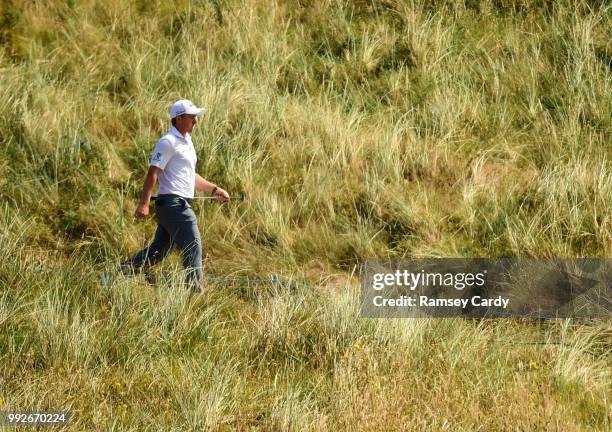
[170, 99, 206, 119]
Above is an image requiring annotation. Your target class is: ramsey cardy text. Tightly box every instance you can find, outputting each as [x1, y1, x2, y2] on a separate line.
[372, 295, 510, 309]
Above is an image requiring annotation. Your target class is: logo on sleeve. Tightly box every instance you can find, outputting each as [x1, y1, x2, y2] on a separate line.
[152, 152, 162, 162]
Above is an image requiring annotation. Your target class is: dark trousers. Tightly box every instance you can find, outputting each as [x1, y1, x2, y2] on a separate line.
[122, 195, 203, 293]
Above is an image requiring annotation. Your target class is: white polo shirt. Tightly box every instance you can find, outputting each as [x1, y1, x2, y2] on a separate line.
[150, 126, 197, 198]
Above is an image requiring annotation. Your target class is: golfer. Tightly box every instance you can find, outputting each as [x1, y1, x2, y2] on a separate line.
[119, 99, 229, 293]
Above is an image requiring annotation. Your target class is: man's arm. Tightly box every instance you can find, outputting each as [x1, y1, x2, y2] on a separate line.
[195, 174, 230, 201]
[135, 166, 162, 218]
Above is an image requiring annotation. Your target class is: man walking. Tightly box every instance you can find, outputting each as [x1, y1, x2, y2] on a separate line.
[119, 99, 229, 293]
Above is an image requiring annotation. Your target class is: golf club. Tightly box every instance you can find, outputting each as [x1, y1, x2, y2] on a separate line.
[149, 193, 246, 202]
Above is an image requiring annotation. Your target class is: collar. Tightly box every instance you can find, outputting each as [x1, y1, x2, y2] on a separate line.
[169, 126, 190, 141]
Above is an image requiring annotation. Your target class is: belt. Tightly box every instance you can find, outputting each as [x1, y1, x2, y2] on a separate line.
[156, 194, 193, 205]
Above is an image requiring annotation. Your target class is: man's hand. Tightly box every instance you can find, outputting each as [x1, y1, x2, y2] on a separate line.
[134, 165, 161, 219]
[134, 166, 160, 219]
[134, 202, 150, 218]
[213, 187, 230, 202]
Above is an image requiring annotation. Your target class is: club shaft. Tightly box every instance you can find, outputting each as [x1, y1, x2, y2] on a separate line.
[150, 194, 244, 201]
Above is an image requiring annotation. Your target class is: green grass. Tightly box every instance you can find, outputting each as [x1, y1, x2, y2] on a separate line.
[0, 0, 610, 430]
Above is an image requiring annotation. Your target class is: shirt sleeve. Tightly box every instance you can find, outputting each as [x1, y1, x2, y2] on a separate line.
[150, 138, 174, 170]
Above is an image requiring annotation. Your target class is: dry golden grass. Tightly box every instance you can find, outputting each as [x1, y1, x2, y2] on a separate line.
[0, 0, 610, 430]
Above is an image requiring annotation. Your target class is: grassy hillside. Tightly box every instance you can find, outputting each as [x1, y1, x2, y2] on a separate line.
[0, 0, 610, 430]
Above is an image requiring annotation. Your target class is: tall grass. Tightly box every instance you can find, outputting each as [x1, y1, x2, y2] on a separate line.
[0, 0, 610, 430]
